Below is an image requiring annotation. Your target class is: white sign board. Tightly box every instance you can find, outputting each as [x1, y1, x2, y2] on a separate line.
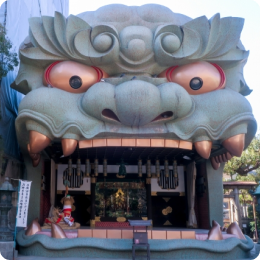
[16, 180, 31, 227]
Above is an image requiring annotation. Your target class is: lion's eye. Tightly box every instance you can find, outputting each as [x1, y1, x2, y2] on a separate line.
[43, 61, 107, 93]
[69, 76, 82, 89]
[190, 77, 203, 90]
[158, 61, 226, 95]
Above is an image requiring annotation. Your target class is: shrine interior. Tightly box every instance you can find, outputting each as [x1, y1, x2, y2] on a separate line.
[39, 143, 218, 229]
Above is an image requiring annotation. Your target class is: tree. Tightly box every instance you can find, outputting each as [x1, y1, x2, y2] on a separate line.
[0, 23, 18, 79]
[224, 136, 260, 178]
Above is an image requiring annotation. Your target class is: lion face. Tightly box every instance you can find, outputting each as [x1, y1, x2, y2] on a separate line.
[12, 4, 256, 167]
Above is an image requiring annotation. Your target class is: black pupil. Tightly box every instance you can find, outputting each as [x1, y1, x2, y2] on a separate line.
[189, 77, 203, 90]
[69, 76, 82, 89]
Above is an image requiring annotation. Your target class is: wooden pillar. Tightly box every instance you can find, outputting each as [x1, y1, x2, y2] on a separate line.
[90, 177, 96, 227]
[146, 178, 152, 220]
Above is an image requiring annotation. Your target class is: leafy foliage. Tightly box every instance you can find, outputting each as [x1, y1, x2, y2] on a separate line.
[0, 23, 18, 78]
[224, 136, 260, 178]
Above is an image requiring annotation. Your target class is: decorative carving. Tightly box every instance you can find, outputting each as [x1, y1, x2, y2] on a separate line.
[146, 178, 151, 184]
[162, 197, 170, 203]
[51, 223, 67, 239]
[25, 218, 41, 236]
[95, 216, 101, 222]
[116, 217, 126, 222]
[227, 222, 246, 240]
[207, 220, 223, 240]
[90, 219, 95, 227]
[162, 206, 172, 215]
[163, 220, 172, 226]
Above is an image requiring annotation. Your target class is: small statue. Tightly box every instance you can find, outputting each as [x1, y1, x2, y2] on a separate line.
[43, 194, 80, 229]
[59, 195, 75, 227]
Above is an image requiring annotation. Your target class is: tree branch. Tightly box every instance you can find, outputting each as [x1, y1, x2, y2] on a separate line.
[237, 161, 260, 176]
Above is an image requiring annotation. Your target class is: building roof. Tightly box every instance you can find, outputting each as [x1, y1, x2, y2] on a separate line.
[223, 181, 257, 190]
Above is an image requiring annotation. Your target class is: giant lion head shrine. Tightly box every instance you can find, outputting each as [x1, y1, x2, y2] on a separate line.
[5, 3, 258, 259]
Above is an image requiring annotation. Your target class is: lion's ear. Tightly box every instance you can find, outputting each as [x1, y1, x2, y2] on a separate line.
[70, 197, 75, 204]
[60, 197, 65, 204]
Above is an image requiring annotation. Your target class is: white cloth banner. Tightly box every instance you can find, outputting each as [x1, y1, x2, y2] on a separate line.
[16, 180, 32, 227]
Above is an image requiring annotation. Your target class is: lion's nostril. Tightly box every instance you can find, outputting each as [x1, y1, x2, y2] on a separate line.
[161, 111, 173, 118]
[152, 111, 174, 122]
[102, 109, 120, 122]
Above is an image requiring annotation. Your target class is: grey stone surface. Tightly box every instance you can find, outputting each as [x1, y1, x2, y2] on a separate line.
[206, 161, 225, 227]
[0, 241, 14, 260]
[16, 230, 254, 259]
[12, 4, 256, 155]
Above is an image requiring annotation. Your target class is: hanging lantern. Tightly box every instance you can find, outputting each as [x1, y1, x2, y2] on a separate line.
[173, 160, 178, 187]
[77, 159, 81, 176]
[117, 159, 127, 177]
[138, 159, 142, 177]
[146, 159, 151, 178]
[85, 159, 90, 177]
[77, 158, 81, 187]
[103, 159, 107, 177]
[94, 159, 98, 176]
[68, 158, 72, 176]
[164, 160, 169, 178]
[156, 159, 160, 180]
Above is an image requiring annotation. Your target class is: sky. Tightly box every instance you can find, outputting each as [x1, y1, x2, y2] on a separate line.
[69, 0, 260, 134]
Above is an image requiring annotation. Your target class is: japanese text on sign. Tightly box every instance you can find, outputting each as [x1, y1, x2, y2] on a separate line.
[16, 180, 31, 227]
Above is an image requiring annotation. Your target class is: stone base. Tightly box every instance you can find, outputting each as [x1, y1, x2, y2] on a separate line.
[0, 241, 14, 260]
[0, 232, 13, 241]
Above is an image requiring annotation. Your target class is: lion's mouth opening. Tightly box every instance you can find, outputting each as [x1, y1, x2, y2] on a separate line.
[27, 130, 244, 170]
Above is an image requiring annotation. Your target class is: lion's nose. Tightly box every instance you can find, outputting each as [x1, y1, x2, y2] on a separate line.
[115, 80, 161, 126]
[81, 81, 193, 127]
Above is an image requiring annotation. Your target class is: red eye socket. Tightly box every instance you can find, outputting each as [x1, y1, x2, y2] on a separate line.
[159, 61, 226, 95]
[43, 61, 108, 93]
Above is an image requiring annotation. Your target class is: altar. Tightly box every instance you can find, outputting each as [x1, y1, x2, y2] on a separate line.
[93, 180, 146, 228]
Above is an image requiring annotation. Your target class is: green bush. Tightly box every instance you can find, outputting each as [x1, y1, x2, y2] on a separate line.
[0, 24, 18, 79]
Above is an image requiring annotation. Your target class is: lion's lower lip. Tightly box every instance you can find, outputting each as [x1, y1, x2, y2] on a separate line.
[78, 138, 192, 150]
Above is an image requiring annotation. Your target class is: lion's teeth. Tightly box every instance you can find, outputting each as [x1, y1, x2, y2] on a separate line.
[225, 152, 233, 160]
[218, 155, 224, 163]
[25, 218, 41, 236]
[61, 139, 78, 157]
[211, 157, 220, 170]
[194, 140, 212, 159]
[221, 153, 228, 162]
[29, 131, 51, 154]
[51, 223, 67, 239]
[222, 134, 245, 157]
